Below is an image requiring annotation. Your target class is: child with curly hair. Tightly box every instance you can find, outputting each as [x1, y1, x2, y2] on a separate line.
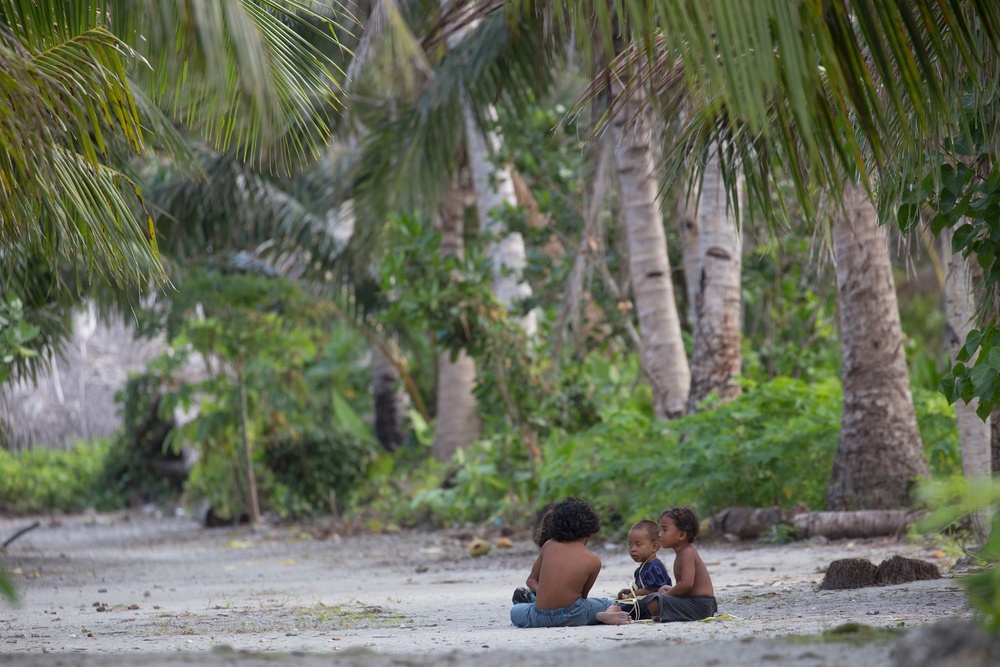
[510, 497, 614, 627]
[598, 506, 717, 625]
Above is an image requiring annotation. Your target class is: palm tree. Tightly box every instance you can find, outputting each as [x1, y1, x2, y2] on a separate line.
[610, 81, 690, 419]
[431, 173, 483, 460]
[687, 147, 742, 412]
[827, 183, 930, 509]
[351, 4, 560, 459]
[943, 226, 993, 479]
[0, 1, 347, 289]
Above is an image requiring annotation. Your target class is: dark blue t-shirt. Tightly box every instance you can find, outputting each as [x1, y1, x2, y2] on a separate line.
[634, 558, 672, 592]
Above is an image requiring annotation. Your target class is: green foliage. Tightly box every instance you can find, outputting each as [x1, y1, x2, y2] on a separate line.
[941, 326, 1000, 420]
[260, 428, 371, 518]
[135, 269, 375, 520]
[0, 441, 110, 514]
[354, 430, 538, 529]
[380, 215, 508, 356]
[0, 569, 15, 604]
[742, 234, 840, 383]
[540, 377, 842, 529]
[95, 372, 185, 507]
[0, 295, 40, 386]
[918, 477, 1000, 629]
[539, 377, 960, 534]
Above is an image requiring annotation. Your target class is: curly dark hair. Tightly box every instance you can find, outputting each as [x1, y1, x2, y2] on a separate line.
[661, 506, 700, 543]
[547, 497, 602, 542]
[533, 507, 554, 547]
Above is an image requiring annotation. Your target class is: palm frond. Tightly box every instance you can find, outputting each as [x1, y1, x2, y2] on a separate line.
[106, 0, 350, 169]
[522, 0, 1000, 226]
[353, 5, 561, 230]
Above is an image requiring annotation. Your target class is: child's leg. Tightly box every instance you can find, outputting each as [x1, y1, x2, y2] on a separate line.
[645, 594, 717, 622]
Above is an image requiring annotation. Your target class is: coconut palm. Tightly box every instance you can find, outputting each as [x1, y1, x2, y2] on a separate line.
[827, 184, 930, 509]
[943, 226, 993, 479]
[686, 146, 742, 412]
[0, 0, 346, 289]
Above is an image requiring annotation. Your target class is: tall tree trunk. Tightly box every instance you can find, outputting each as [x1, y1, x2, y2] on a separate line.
[609, 83, 689, 419]
[942, 225, 992, 478]
[675, 191, 700, 331]
[462, 101, 536, 336]
[371, 343, 406, 451]
[687, 149, 742, 412]
[431, 176, 481, 461]
[827, 183, 929, 509]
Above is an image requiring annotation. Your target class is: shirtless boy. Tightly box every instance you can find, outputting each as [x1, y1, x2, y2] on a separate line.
[510, 497, 613, 627]
[598, 506, 717, 624]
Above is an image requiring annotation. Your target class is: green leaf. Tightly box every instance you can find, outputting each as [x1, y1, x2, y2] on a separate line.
[333, 391, 373, 444]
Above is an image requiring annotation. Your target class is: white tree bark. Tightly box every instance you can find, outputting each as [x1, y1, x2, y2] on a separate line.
[610, 85, 690, 419]
[675, 190, 700, 330]
[687, 149, 742, 412]
[827, 183, 929, 509]
[462, 101, 536, 336]
[942, 225, 992, 478]
[447, 1, 535, 336]
[431, 176, 481, 461]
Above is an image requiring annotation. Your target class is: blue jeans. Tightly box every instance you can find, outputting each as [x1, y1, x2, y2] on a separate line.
[510, 597, 613, 627]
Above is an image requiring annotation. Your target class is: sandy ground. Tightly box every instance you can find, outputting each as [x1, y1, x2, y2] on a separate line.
[0, 511, 975, 666]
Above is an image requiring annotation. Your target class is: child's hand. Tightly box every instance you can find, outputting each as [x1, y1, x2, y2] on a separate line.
[617, 588, 631, 599]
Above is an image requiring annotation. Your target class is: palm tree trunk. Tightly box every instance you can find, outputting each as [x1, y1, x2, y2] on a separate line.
[827, 183, 929, 509]
[372, 342, 406, 451]
[431, 175, 481, 461]
[675, 191, 700, 330]
[462, 100, 536, 336]
[609, 84, 689, 419]
[942, 225, 992, 478]
[687, 149, 742, 412]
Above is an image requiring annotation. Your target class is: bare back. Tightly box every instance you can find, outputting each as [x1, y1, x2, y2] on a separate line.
[529, 539, 602, 610]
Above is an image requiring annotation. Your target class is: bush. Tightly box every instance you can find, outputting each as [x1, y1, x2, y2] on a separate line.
[538, 376, 960, 535]
[0, 440, 110, 514]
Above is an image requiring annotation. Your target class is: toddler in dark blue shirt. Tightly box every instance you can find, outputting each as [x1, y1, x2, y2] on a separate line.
[615, 519, 672, 620]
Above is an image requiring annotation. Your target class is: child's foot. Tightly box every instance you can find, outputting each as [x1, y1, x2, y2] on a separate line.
[511, 586, 535, 604]
[597, 610, 633, 625]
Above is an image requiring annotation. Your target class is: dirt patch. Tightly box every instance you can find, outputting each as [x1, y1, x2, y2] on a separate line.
[0, 512, 974, 666]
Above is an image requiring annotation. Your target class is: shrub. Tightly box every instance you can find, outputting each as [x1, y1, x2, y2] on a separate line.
[0, 440, 110, 514]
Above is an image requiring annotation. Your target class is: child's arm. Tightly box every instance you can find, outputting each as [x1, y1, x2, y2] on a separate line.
[658, 547, 696, 596]
[525, 549, 544, 593]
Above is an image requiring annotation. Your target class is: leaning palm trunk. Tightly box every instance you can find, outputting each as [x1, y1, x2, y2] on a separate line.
[827, 183, 929, 509]
[610, 84, 689, 419]
[687, 149, 742, 412]
[943, 225, 992, 478]
[431, 177, 481, 461]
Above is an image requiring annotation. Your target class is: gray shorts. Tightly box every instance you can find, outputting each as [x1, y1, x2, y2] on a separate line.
[645, 594, 717, 622]
[510, 597, 613, 627]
